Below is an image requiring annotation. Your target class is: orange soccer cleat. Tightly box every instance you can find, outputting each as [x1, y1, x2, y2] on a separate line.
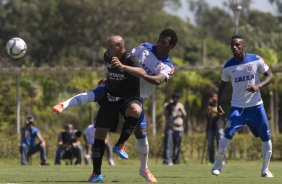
[52, 103, 64, 114]
[140, 169, 157, 182]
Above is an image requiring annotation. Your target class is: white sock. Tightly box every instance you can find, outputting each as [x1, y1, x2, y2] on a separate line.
[136, 137, 149, 172]
[213, 137, 230, 170]
[261, 140, 272, 172]
[61, 91, 95, 110]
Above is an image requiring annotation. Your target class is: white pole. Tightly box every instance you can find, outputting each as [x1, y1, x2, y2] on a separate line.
[152, 91, 156, 136]
[16, 74, 21, 138]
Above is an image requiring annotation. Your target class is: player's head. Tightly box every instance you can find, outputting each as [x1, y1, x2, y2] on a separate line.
[107, 35, 125, 58]
[231, 35, 245, 59]
[25, 115, 34, 126]
[157, 28, 178, 54]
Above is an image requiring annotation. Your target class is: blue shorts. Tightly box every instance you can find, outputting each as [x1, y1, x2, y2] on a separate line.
[92, 85, 147, 129]
[224, 104, 271, 141]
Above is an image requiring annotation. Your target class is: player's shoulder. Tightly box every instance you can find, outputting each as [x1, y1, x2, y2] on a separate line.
[124, 51, 140, 64]
[133, 43, 155, 54]
[223, 53, 261, 69]
[139, 43, 154, 50]
[124, 51, 135, 59]
[245, 52, 262, 62]
[223, 57, 238, 69]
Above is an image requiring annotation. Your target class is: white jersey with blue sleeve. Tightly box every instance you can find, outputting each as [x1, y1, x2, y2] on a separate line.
[132, 43, 174, 97]
[221, 53, 269, 108]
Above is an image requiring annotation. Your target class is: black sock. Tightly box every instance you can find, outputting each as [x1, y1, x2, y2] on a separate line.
[115, 117, 139, 146]
[92, 139, 105, 175]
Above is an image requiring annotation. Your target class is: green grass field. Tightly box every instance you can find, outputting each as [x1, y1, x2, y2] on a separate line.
[0, 159, 281, 184]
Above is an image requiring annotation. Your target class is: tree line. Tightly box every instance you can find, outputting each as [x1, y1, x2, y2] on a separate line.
[0, 0, 282, 135]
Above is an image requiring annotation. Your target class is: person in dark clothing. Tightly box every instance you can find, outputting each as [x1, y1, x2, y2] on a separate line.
[88, 35, 146, 183]
[206, 93, 221, 164]
[55, 123, 82, 165]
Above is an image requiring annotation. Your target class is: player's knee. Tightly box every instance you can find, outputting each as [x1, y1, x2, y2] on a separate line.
[261, 134, 271, 142]
[224, 129, 235, 140]
[134, 128, 147, 139]
[92, 85, 107, 102]
[125, 103, 142, 118]
[95, 128, 109, 140]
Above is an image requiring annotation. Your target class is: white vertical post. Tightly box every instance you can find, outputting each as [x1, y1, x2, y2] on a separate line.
[229, 0, 242, 35]
[16, 74, 21, 138]
[152, 91, 156, 136]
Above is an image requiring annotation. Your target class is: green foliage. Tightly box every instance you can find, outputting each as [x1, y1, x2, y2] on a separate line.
[1, 0, 282, 151]
[2, 131, 282, 162]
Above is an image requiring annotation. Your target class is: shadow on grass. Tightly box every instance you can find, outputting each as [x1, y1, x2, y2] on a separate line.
[22, 181, 88, 183]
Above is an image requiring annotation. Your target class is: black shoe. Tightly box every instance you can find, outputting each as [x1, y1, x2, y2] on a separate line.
[40, 161, 50, 166]
[173, 161, 180, 165]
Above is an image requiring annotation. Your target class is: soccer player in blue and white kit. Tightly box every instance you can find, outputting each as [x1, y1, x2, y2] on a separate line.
[52, 29, 177, 182]
[211, 35, 274, 177]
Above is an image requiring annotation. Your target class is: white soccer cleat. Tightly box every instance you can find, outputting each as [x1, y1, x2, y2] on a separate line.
[261, 170, 274, 178]
[211, 168, 221, 176]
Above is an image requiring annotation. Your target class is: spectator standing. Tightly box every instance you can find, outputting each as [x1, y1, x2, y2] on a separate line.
[206, 93, 221, 164]
[163, 92, 187, 165]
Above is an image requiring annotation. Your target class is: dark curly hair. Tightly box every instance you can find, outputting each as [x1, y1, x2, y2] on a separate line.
[231, 35, 244, 40]
[160, 28, 178, 47]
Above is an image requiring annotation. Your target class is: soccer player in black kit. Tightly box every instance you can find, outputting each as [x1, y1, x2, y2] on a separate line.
[88, 35, 146, 183]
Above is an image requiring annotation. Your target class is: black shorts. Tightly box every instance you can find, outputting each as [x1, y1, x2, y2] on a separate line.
[95, 97, 142, 130]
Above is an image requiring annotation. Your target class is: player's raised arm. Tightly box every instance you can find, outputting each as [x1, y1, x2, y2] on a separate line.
[111, 56, 146, 78]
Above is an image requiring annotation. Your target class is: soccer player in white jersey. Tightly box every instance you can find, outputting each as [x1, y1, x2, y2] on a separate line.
[52, 29, 177, 182]
[211, 35, 274, 177]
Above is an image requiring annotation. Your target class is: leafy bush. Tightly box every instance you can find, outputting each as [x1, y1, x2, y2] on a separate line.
[2, 131, 282, 162]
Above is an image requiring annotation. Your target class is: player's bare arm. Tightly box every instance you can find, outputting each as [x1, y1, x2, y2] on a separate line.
[217, 80, 227, 115]
[111, 56, 146, 78]
[143, 72, 167, 85]
[246, 69, 273, 93]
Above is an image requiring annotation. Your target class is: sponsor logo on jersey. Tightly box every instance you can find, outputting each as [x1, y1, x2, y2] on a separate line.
[107, 93, 122, 102]
[246, 63, 253, 72]
[108, 72, 125, 81]
[234, 74, 254, 82]
[155, 62, 165, 73]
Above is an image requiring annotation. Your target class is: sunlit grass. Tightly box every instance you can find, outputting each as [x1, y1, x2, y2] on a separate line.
[0, 159, 281, 183]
